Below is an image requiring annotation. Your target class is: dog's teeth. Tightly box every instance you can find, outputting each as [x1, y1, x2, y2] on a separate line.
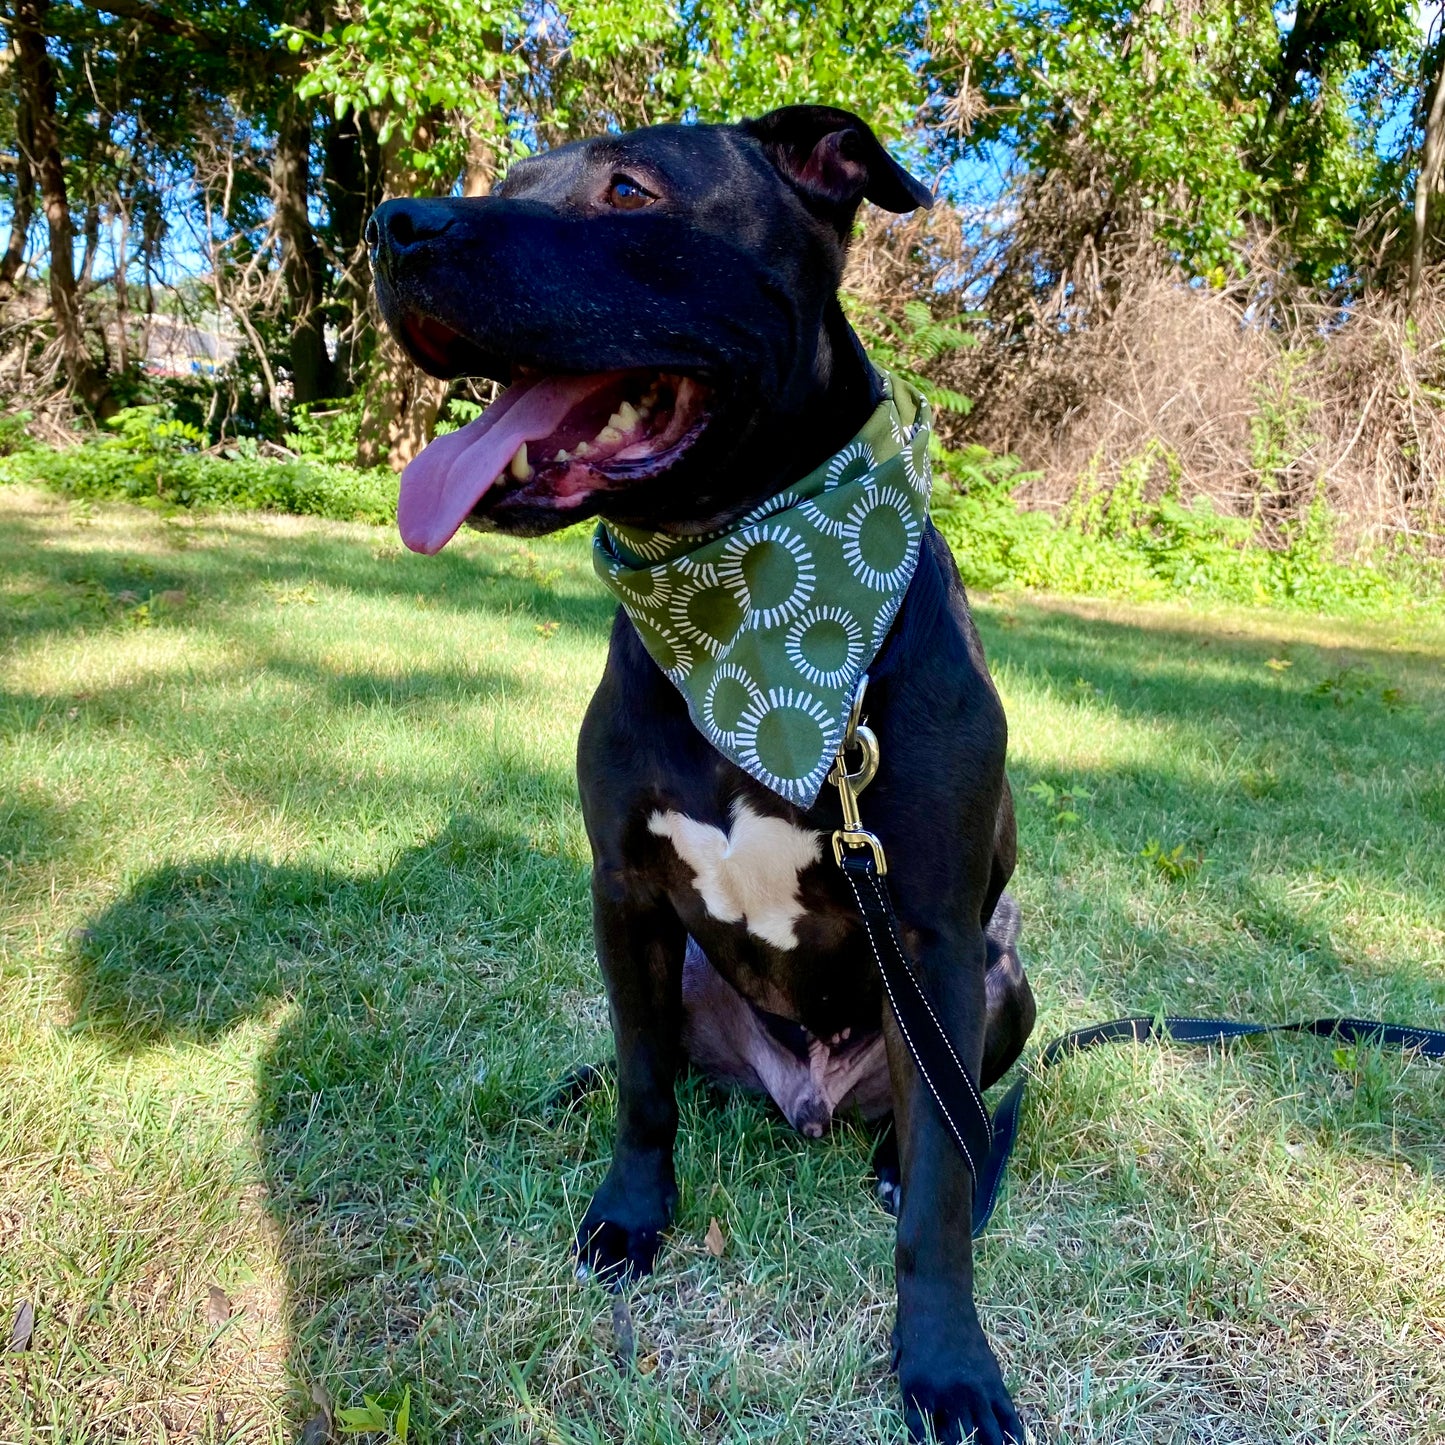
[508, 443, 532, 481]
[596, 425, 622, 444]
[554, 449, 570, 463]
[615, 400, 640, 431]
[573, 440, 591, 457]
[636, 403, 651, 421]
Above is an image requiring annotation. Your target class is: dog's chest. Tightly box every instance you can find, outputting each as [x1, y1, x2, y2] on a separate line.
[647, 795, 879, 1031]
[648, 800, 821, 949]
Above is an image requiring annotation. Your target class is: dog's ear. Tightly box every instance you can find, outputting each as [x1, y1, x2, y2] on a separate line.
[741, 105, 933, 237]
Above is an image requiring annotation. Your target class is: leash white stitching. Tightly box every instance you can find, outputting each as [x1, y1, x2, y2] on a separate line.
[860, 869, 992, 1144]
[841, 865, 980, 1187]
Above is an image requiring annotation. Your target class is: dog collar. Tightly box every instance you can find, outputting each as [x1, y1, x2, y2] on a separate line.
[592, 371, 932, 806]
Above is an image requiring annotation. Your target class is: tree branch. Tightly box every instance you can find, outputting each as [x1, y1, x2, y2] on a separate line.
[74, 0, 220, 47]
[72, 0, 292, 68]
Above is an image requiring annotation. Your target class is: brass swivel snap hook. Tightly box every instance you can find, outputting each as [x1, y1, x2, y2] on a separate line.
[829, 674, 888, 873]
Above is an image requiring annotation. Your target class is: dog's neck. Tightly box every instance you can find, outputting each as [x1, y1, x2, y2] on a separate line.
[797, 296, 883, 470]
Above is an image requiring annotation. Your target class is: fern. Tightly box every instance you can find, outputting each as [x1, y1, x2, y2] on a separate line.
[845, 297, 979, 420]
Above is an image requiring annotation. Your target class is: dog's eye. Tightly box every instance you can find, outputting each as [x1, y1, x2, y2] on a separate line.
[606, 175, 656, 211]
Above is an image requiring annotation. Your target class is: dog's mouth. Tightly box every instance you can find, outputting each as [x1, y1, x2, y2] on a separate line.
[397, 365, 711, 553]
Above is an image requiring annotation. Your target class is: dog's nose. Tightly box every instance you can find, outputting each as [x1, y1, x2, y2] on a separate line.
[367, 199, 455, 272]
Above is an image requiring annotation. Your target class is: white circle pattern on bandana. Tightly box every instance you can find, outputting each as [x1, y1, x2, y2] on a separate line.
[603, 557, 675, 610]
[669, 570, 748, 659]
[629, 612, 695, 683]
[702, 662, 765, 748]
[841, 484, 921, 593]
[785, 604, 865, 689]
[734, 686, 834, 797]
[795, 496, 851, 540]
[903, 433, 932, 495]
[718, 524, 816, 630]
[824, 439, 876, 492]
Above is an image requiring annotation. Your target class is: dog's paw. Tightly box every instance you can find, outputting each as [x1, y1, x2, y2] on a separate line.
[897, 1336, 1023, 1445]
[575, 1168, 676, 1287]
[575, 1216, 665, 1286]
[871, 1122, 901, 1215]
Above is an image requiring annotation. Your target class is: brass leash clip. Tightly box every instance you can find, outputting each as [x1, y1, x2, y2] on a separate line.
[829, 673, 887, 874]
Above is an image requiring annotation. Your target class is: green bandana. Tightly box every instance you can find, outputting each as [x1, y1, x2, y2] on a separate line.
[592, 371, 932, 806]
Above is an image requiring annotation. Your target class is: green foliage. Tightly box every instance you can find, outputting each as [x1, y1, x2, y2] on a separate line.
[945, 0, 1427, 284]
[1141, 838, 1203, 881]
[338, 1384, 411, 1441]
[552, 0, 923, 135]
[285, 0, 524, 173]
[955, 1, 1266, 273]
[931, 441, 1444, 615]
[4, 421, 1440, 618]
[0, 411, 34, 456]
[848, 300, 977, 420]
[0, 441, 399, 528]
[432, 397, 485, 437]
[290, 0, 924, 180]
[675, 0, 921, 131]
[286, 399, 368, 466]
[103, 405, 207, 457]
[1311, 664, 1408, 711]
[1026, 778, 1092, 827]
[931, 443, 1160, 596]
[1247, 353, 1319, 508]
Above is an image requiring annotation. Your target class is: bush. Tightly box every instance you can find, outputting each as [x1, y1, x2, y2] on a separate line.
[0, 411, 35, 456]
[0, 411, 398, 527]
[931, 439, 1443, 615]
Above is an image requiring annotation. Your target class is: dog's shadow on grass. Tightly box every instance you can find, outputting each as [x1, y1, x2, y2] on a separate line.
[62, 813, 1445, 1436]
[61, 805, 626, 1421]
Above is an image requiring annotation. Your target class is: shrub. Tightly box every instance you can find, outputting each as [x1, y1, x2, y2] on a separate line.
[932, 440, 1442, 615]
[4, 421, 1439, 617]
[0, 410, 36, 456]
[0, 420, 399, 527]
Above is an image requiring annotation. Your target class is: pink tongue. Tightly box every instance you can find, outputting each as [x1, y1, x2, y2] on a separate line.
[397, 372, 621, 554]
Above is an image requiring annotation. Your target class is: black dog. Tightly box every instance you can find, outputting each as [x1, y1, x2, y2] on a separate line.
[369, 105, 1035, 1445]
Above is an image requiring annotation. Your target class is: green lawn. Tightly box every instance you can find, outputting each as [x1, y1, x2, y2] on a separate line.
[2, 482, 1443, 1444]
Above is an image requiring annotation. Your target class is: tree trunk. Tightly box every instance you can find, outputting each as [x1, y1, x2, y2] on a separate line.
[462, 124, 494, 198]
[356, 114, 449, 471]
[13, 0, 114, 417]
[1269, 2, 1324, 128]
[273, 85, 334, 404]
[323, 108, 382, 396]
[0, 54, 35, 305]
[1410, 38, 1445, 313]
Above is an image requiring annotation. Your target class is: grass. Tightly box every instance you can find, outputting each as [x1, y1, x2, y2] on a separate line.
[1, 482, 1442, 1444]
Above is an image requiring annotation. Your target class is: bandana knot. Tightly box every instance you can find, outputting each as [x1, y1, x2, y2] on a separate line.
[593, 370, 932, 806]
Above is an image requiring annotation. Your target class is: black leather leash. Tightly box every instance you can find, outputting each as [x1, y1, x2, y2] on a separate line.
[831, 678, 1445, 1239]
[972, 1012, 1445, 1235]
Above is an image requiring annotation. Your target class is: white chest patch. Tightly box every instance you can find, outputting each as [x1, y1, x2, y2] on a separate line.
[649, 800, 822, 950]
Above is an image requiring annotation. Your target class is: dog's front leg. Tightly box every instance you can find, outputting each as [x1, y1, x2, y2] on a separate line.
[886, 923, 1023, 1445]
[576, 865, 687, 1284]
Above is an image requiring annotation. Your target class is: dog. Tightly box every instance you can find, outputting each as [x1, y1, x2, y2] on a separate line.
[368, 104, 1036, 1445]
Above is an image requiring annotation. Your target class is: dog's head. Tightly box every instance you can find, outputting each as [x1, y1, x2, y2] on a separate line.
[368, 106, 931, 551]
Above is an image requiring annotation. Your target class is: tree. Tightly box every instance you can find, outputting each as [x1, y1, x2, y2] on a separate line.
[11, 0, 112, 413]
